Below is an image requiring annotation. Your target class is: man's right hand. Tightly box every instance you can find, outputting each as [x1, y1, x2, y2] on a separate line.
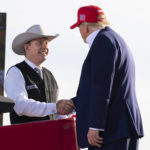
[56, 99, 75, 115]
[87, 129, 103, 148]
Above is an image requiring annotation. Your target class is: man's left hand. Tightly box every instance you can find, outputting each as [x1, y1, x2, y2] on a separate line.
[87, 129, 103, 148]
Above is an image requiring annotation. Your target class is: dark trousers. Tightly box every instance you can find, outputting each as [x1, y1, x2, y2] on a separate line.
[88, 138, 139, 150]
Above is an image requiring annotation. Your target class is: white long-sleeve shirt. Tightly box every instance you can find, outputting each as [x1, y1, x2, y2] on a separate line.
[4, 59, 58, 117]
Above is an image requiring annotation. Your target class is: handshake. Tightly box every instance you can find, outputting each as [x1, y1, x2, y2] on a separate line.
[56, 99, 75, 115]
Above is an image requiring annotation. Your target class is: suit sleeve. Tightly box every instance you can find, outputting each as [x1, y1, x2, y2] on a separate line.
[71, 97, 77, 108]
[88, 35, 118, 129]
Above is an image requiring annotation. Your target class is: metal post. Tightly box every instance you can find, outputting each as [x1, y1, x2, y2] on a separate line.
[0, 13, 6, 125]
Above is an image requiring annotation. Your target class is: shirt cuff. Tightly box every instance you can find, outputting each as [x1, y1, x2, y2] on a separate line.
[89, 127, 104, 131]
[47, 103, 57, 114]
[56, 114, 68, 119]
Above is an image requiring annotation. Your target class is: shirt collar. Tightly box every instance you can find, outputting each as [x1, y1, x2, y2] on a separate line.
[86, 29, 101, 48]
[25, 58, 42, 70]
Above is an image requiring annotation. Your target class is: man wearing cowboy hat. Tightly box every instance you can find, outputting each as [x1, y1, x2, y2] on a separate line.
[60, 5, 144, 150]
[4, 24, 74, 124]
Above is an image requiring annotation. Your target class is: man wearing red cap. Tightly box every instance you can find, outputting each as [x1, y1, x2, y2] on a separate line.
[61, 5, 144, 150]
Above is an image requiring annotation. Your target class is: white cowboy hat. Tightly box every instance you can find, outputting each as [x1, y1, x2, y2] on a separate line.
[12, 24, 59, 55]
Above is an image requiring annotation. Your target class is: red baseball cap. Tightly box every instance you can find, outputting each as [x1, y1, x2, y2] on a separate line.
[70, 5, 105, 29]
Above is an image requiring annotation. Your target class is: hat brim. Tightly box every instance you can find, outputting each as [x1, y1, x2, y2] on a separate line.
[12, 32, 59, 55]
[70, 22, 80, 29]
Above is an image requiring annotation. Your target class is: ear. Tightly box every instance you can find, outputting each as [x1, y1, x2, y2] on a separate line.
[85, 24, 89, 34]
[85, 24, 91, 39]
[24, 44, 29, 55]
[24, 44, 29, 51]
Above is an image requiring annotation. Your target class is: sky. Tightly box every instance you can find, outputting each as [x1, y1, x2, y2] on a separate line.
[1, 0, 150, 149]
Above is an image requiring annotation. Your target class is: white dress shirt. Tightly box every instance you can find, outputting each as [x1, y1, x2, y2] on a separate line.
[86, 29, 104, 131]
[86, 29, 101, 48]
[4, 59, 62, 118]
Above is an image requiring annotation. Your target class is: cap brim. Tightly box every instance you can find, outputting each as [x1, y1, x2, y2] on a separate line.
[70, 22, 80, 29]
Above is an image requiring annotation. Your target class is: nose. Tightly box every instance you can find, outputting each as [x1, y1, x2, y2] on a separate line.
[42, 43, 48, 49]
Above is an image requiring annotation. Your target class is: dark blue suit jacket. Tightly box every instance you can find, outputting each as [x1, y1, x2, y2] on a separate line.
[72, 27, 144, 148]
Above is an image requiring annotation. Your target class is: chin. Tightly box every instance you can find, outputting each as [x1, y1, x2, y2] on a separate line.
[41, 54, 47, 59]
[40, 57, 46, 63]
[83, 39, 87, 43]
[42, 57, 46, 61]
